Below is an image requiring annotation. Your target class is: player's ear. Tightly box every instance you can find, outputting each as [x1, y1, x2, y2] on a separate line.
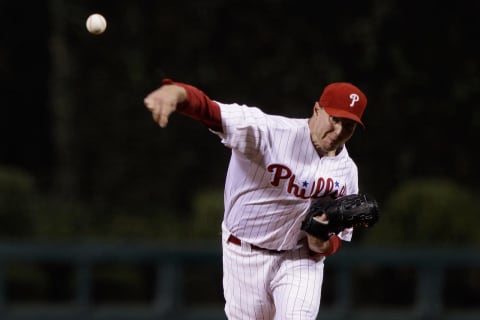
[313, 102, 321, 116]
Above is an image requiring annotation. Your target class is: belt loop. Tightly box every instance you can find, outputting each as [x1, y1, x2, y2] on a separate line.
[241, 238, 252, 252]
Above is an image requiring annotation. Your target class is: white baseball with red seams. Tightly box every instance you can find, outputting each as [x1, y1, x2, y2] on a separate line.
[213, 102, 357, 319]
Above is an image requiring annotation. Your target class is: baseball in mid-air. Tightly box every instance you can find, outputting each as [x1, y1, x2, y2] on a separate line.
[86, 13, 107, 35]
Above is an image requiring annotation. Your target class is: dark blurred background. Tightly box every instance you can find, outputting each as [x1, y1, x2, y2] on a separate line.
[0, 0, 479, 318]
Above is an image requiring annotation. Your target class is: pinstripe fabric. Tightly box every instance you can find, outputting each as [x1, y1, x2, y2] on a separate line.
[214, 103, 358, 250]
[222, 225, 324, 320]
[213, 102, 359, 319]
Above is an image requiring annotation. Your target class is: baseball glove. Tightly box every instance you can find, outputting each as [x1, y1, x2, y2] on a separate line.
[301, 194, 379, 241]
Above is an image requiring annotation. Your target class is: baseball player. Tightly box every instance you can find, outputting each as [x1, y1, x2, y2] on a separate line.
[144, 79, 368, 319]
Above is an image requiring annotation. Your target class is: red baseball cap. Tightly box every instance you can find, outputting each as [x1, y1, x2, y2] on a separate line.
[319, 82, 368, 128]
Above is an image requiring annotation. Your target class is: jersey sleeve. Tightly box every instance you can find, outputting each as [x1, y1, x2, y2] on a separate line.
[162, 79, 222, 132]
[212, 102, 280, 160]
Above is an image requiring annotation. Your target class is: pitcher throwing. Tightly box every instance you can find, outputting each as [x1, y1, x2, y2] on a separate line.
[144, 79, 373, 319]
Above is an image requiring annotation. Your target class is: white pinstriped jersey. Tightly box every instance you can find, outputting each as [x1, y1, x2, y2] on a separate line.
[213, 102, 358, 251]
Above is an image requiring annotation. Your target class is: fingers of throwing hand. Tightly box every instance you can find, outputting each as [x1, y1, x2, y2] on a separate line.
[144, 97, 173, 128]
[152, 111, 169, 128]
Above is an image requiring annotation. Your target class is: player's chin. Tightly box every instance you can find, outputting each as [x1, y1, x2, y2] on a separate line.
[324, 141, 341, 152]
[316, 139, 341, 155]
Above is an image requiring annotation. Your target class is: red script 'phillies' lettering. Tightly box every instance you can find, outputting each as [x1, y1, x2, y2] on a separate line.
[267, 163, 344, 199]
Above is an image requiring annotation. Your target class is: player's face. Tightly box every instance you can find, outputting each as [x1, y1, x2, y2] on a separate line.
[309, 102, 357, 155]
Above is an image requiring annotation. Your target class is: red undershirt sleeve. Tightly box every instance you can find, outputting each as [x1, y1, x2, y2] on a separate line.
[162, 79, 223, 132]
[324, 234, 342, 256]
[310, 234, 342, 258]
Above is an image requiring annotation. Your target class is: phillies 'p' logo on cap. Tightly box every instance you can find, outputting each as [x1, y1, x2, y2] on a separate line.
[319, 82, 368, 128]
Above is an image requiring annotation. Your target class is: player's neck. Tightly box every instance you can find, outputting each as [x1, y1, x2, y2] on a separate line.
[326, 150, 337, 157]
[327, 146, 343, 157]
[312, 145, 342, 158]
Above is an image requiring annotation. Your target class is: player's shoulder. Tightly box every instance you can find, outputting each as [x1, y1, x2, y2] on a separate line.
[267, 114, 307, 129]
[333, 146, 359, 170]
[216, 101, 307, 129]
